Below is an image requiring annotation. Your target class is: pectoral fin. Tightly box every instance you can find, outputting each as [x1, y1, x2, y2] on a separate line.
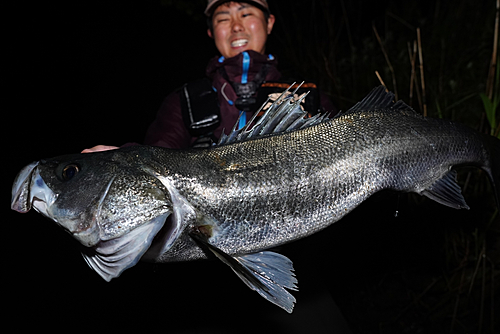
[141, 167, 197, 258]
[421, 170, 469, 209]
[190, 232, 298, 313]
[82, 213, 169, 281]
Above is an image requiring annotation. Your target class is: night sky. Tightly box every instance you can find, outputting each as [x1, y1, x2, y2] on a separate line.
[5, 1, 498, 333]
[8, 1, 215, 154]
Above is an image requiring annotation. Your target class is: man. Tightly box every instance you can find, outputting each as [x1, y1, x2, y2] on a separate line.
[83, 0, 334, 151]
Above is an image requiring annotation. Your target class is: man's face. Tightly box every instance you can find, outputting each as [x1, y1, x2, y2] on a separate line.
[208, 2, 275, 59]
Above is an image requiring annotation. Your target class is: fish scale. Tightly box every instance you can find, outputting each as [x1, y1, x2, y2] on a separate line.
[11, 86, 500, 313]
[149, 107, 487, 260]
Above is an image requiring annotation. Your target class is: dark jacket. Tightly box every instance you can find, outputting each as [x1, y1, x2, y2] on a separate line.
[143, 50, 334, 149]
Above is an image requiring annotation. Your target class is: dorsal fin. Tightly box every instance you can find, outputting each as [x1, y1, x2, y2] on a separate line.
[343, 86, 417, 115]
[217, 83, 330, 146]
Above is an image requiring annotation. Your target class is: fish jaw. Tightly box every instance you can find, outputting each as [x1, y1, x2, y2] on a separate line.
[12, 162, 60, 220]
[30, 168, 59, 217]
[11, 161, 39, 213]
[11, 161, 102, 246]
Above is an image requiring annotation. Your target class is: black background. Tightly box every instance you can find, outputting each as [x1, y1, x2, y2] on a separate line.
[5, 1, 498, 333]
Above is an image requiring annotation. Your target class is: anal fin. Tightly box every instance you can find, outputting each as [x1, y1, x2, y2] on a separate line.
[190, 232, 298, 313]
[421, 170, 470, 209]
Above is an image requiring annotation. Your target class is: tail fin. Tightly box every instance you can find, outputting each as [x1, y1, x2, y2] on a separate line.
[484, 135, 500, 209]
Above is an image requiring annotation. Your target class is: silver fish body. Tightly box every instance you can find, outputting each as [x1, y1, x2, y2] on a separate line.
[11, 86, 500, 312]
[150, 111, 491, 262]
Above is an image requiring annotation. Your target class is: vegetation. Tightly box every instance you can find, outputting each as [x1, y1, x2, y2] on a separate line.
[269, 1, 499, 333]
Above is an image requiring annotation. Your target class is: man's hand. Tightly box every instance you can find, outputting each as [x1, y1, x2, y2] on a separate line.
[81, 145, 119, 153]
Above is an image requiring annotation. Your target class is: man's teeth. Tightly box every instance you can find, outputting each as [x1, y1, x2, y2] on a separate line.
[231, 39, 248, 47]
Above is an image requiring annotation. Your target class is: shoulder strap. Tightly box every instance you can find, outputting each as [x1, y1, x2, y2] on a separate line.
[178, 78, 323, 147]
[179, 77, 221, 137]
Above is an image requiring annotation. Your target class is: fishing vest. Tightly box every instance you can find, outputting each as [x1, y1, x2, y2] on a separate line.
[179, 77, 323, 147]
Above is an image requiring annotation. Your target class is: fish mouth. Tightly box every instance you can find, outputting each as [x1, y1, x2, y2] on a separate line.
[11, 161, 100, 246]
[11, 161, 39, 213]
[31, 169, 59, 218]
[11, 162, 59, 216]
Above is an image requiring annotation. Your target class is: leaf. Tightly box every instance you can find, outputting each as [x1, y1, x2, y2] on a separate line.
[435, 99, 443, 119]
[480, 92, 497, 136]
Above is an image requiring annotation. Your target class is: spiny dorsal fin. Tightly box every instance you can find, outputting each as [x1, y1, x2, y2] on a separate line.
[343, 86, 417, 115]
[217, 83, 330, 146]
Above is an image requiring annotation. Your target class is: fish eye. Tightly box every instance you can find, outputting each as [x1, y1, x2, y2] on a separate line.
[62, 164, 80, 181]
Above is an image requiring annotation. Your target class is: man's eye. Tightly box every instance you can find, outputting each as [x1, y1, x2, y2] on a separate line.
[242, 13, 252, 17]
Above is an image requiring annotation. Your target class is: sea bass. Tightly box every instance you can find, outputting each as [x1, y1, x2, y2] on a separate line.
[11, 86, 500, 313]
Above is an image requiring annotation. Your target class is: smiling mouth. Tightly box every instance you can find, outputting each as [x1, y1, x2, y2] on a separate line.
[231, 39, 248, 47]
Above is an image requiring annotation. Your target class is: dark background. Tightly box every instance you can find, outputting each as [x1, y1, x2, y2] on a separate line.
[5, 0, 499, 333]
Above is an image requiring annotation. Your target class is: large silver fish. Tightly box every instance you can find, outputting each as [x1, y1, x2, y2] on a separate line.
[11, 86, 499, 313]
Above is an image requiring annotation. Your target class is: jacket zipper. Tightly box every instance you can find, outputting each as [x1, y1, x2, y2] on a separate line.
[238, 51, 250, 129]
